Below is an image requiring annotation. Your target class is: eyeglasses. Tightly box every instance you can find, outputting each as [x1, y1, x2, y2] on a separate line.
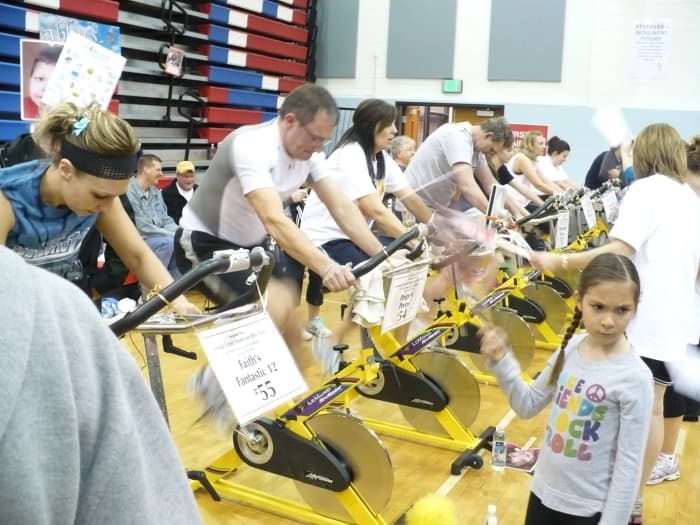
[299, 122, 331, 147]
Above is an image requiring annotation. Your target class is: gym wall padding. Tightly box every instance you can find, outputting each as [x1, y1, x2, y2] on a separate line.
[314, 0, 359, 78]
[386, 0, 457, 79]
[487, 0, 566, 82]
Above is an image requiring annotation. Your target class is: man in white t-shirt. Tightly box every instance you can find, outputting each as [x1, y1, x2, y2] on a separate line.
[175, 84, 385, 349]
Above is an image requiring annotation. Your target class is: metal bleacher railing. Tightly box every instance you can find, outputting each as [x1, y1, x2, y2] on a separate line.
[0, 0, 316, 175]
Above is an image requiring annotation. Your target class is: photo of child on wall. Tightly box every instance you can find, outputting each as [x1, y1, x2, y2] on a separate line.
[20, 40, 63, 121]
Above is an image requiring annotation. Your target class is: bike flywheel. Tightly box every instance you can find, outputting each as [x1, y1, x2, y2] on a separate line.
[294, 411, 393, 521]
[399, 348, 480, 435]
[468, 308, 536, 373]
[521, 282, 569, 341]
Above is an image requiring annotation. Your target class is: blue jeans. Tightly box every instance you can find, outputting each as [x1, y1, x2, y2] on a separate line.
[145, 235, 180, 279]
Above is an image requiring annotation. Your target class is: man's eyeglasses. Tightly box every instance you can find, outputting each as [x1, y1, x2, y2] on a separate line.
[299, 122, 331, 147]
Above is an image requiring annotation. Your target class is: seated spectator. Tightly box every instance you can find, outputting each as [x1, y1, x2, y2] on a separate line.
[126, 154, 179, 277]
[390, 135, 416, 171]
[162, 160, 198, 224]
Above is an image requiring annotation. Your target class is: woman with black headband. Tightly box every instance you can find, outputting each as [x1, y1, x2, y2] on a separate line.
[0, 102, 197, 313]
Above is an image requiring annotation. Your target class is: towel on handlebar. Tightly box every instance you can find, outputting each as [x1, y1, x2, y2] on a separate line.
[350, 260, 429, 328]
[350, 262, 386, 327]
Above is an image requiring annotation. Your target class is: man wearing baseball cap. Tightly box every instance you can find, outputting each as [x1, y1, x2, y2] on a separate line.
[163, 160, 198, 224]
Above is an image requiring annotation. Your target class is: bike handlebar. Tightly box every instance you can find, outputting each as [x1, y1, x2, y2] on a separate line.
[514, 195, 558, 226]
[585, 180, 619, 201]
[346, 224, 430, 280]
[109, 247, 270, 338]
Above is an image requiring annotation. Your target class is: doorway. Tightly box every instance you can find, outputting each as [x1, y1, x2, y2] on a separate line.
[396, 103, 505, 146]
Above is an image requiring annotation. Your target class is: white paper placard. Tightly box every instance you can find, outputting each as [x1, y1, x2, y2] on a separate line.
[554, 211, 570, 250]
[631, 19, 671, 80]
[381, 264, 429, 333]
[601, 191, 619, 223]
[42, 31, 125, 110]
[197, 311, 307, 425]
[580, 195, 597, 230]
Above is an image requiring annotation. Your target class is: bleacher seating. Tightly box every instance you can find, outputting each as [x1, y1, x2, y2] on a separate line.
[0, 0, 316, 174]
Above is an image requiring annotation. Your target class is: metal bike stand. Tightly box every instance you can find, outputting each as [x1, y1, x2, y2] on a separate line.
[142, 333, 170, 426]
[129, 307, 258, 427]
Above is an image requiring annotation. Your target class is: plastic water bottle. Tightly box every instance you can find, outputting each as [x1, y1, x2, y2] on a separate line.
[482, 503, 499, 525]
[491, 425, 506, 471]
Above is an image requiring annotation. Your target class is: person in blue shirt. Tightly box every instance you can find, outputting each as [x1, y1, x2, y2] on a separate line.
[126, 153, 179, 277]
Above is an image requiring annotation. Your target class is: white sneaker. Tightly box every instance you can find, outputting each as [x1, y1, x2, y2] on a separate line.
[188, 365, 237, 431]
[646, 454, 680, 485]
[311, 332, 340, 376]
[302, 315, 332, 341]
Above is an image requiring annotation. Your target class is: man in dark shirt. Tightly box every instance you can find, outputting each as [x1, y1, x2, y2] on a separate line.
[162, 160, 198, 224]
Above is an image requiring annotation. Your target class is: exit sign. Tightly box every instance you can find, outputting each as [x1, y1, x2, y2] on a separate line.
[442, 79, 463, 93]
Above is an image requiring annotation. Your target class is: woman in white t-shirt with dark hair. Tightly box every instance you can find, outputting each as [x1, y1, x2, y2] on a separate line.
[531, 123, 700, 524]
[300, 98, 433, 375]
[536, 136, 578, 191]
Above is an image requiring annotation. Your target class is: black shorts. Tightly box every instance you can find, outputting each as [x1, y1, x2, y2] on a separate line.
[640, 356, 672, 387]
[524, 492, 601, 525]
[175, 228, 304, 307]
[304, 237, 393, 307]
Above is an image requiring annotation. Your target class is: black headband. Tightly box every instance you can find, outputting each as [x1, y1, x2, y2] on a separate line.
[60, 141, 138, 180]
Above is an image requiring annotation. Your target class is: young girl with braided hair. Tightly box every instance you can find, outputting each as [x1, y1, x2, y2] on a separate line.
[479, 253, 653, 525]
[530, 123, 700, 523]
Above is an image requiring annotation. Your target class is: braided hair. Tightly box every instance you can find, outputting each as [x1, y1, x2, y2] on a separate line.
[548, 307, 581, 386]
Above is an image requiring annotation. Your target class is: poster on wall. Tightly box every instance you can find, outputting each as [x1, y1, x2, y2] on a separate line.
[19, 14, 121, 121]
[510, 123, 549, 150]
[41, 32, 126, 112]
[39, 13, 121, 53]
[631, 18, 671, 80]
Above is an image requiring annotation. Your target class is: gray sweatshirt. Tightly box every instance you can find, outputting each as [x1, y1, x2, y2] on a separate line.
[491, 333, 653, 525]
[0, 247, 202, 524]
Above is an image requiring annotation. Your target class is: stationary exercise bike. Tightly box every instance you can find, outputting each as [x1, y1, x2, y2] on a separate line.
[112, 227, 434, 525]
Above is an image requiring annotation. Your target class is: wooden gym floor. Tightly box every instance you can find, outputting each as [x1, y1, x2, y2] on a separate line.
[121, 291, 699, 524]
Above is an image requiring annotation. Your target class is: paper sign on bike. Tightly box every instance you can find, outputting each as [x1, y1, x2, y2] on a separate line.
[601, 191, 619, 223]
[579, 195, 597, 230]
[197, 311, 307, 425]
[382, 263, 429, 333]
[554, 211, 570, 250]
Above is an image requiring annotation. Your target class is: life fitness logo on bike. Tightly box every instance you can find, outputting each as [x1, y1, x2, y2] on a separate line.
[197, 311, 308, 425]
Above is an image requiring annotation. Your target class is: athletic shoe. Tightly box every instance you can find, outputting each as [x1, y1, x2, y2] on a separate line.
[311, 332, 340, 377]
[188, 365, 237, 431]
[302, 315, 332, 341]
[646, 454, 680, 485]
[628, 498, 643, 524]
